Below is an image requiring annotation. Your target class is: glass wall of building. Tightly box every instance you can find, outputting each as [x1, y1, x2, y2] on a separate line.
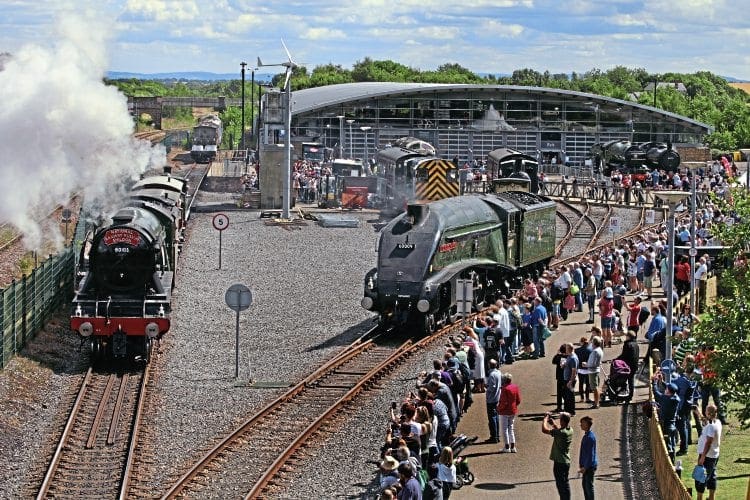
[286, 86, 709, 167]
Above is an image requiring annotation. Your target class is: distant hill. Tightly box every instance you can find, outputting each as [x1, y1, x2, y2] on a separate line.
[106, 71, 275, 82]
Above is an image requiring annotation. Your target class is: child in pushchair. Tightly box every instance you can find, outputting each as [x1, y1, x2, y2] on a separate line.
[601, 359, 632, 405]
[447, 434, 478, 489]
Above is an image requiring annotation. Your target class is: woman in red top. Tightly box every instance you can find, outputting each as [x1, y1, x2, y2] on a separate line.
[598, 286, 616, 347]
[675, 256, 692, 296]
[497, 373, 521, 453]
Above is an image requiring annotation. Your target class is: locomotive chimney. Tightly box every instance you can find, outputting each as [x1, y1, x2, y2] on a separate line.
[406, 203, 429, 225]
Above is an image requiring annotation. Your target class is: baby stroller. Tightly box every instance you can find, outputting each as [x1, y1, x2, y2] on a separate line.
[448, 434, 478, 489]
[601, 359, 632, 405]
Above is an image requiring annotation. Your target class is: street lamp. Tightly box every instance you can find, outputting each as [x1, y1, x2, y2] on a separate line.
[360, 126, 371, 168]
[346, 119, 355, 158]
[683, 162, 703, 313]
[325, 123, 331, 148]
[655, 190, 689, 381]
[249, 66, 257, 152]
[240, 62, 246, 150]
[337, 115, 345, 159]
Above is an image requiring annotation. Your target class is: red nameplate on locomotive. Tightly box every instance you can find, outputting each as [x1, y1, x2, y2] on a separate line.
[103, 228, 141, 246]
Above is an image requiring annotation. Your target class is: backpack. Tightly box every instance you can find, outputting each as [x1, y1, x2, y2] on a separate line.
[613, 294, 623, 310]
[644, 259, 655, 277]
[418, 467, 429, 492]
[484, 328, 499, 350]
[448, 367, 465, 394]
[638, 307, 650, 326]
[458, 360, 472, 386]
[508, 311, 519, 331]
[466, 347, 477, 370]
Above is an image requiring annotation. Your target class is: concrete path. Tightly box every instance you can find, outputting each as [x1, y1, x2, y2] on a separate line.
[452, 305, 653, 499]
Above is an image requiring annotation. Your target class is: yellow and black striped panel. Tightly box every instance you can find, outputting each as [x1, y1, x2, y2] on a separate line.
[415, 159, 460, 201]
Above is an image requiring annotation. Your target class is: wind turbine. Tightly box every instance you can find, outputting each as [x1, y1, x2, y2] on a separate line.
[257, 40, 299, 219]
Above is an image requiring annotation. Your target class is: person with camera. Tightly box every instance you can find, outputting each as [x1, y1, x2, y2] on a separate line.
[542, 411, 573, 499]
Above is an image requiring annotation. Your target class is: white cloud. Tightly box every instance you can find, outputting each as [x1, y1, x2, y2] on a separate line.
[300, 27, 347, 41]
[124, 0, 199, 22]
[480, 19, 525, 37]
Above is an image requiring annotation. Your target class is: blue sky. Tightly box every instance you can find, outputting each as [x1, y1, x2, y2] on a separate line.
[2, 0, 749, 80]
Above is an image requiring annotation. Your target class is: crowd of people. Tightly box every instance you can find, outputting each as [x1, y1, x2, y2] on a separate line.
[543, 158, 739, 209]
[372, 164, 740, 498]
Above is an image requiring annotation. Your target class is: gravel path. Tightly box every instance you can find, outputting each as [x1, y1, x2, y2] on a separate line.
[144, 205, 384, 495]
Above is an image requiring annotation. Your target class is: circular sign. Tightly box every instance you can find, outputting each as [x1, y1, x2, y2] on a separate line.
[213, 213, 229, 231]
[225, 284, 252, 312]
[61, 208, 72, 222]
[660, 359, 677, 374]
[689, 247, 698, 257]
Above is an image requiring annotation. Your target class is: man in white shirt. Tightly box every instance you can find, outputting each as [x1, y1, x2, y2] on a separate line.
[694, 257, 708, 284]
[495, 303, 511, 364]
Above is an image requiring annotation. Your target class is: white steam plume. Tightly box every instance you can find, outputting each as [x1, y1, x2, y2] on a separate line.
[0, 11, 165, 250]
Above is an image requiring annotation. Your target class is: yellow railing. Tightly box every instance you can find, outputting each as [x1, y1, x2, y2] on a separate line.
[648, 358, 692, 500]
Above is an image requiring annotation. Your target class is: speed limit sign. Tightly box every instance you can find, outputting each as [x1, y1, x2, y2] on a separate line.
[212, 213, 229, 231]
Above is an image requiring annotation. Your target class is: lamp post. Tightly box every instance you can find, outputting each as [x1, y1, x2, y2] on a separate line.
[360, 126, 371, 167]
[684, 162, 703, 314]
[325, 123, 331, 148]
[346, 119, 355, 158]
[655, 190, 689, 381]
[240, 62, 246, 150]
[249, 67, 256, 151]
[336, 115, 345, 159]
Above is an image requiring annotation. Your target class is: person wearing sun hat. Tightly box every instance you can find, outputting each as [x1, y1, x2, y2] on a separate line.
[378, 455, 400, 490]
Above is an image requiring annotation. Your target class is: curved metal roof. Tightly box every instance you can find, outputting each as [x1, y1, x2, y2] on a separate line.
[291, 83, 712, 132]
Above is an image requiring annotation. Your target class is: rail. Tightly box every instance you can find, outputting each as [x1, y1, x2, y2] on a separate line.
[37, 365, 150, 498]
[162, 315, 475, 498]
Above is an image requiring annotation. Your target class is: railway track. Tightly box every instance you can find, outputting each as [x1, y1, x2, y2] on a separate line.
[161, 323, 464, 499]
[134, 130, 167, 145]
[37, 365, 150, 499]
[555, 200, 598, 260]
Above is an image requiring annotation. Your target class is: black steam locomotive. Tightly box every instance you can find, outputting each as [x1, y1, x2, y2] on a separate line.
[591, 140, 681, 177]
[71, 173, 187, 362]
[361, 191, 556, 333]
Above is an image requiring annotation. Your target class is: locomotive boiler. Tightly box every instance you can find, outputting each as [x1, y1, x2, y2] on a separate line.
[361, 191, 556, 333]
[71, 173, 187, 362]
[591, 139, 680, 177]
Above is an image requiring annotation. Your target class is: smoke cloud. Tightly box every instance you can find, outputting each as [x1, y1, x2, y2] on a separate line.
[0, 11, 165, 250]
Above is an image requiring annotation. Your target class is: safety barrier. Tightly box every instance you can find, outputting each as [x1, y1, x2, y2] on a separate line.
[0, 215, 85, 370]
[647, 358, 692, 500]
[0, 248, 75, 369]
[540, 180, 712, 209]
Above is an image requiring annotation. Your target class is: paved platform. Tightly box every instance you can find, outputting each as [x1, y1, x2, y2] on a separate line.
[452, 305, 653, 499]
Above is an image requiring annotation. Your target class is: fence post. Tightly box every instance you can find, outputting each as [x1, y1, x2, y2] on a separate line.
[21, 277, 27, 347]
[0, 289, 4, 369]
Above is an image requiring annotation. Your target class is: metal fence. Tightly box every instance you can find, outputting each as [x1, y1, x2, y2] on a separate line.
[0, 215, 85, 370]
[0, 248, 75, 369]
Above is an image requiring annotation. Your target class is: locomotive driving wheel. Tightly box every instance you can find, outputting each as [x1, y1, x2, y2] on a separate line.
[143, 338, 153, 363]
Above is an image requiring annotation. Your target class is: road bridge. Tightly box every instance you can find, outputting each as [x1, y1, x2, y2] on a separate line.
[127, 96, 242, 128]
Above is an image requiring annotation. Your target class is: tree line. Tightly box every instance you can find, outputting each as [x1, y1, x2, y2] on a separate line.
[107, 62, 750, 152]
